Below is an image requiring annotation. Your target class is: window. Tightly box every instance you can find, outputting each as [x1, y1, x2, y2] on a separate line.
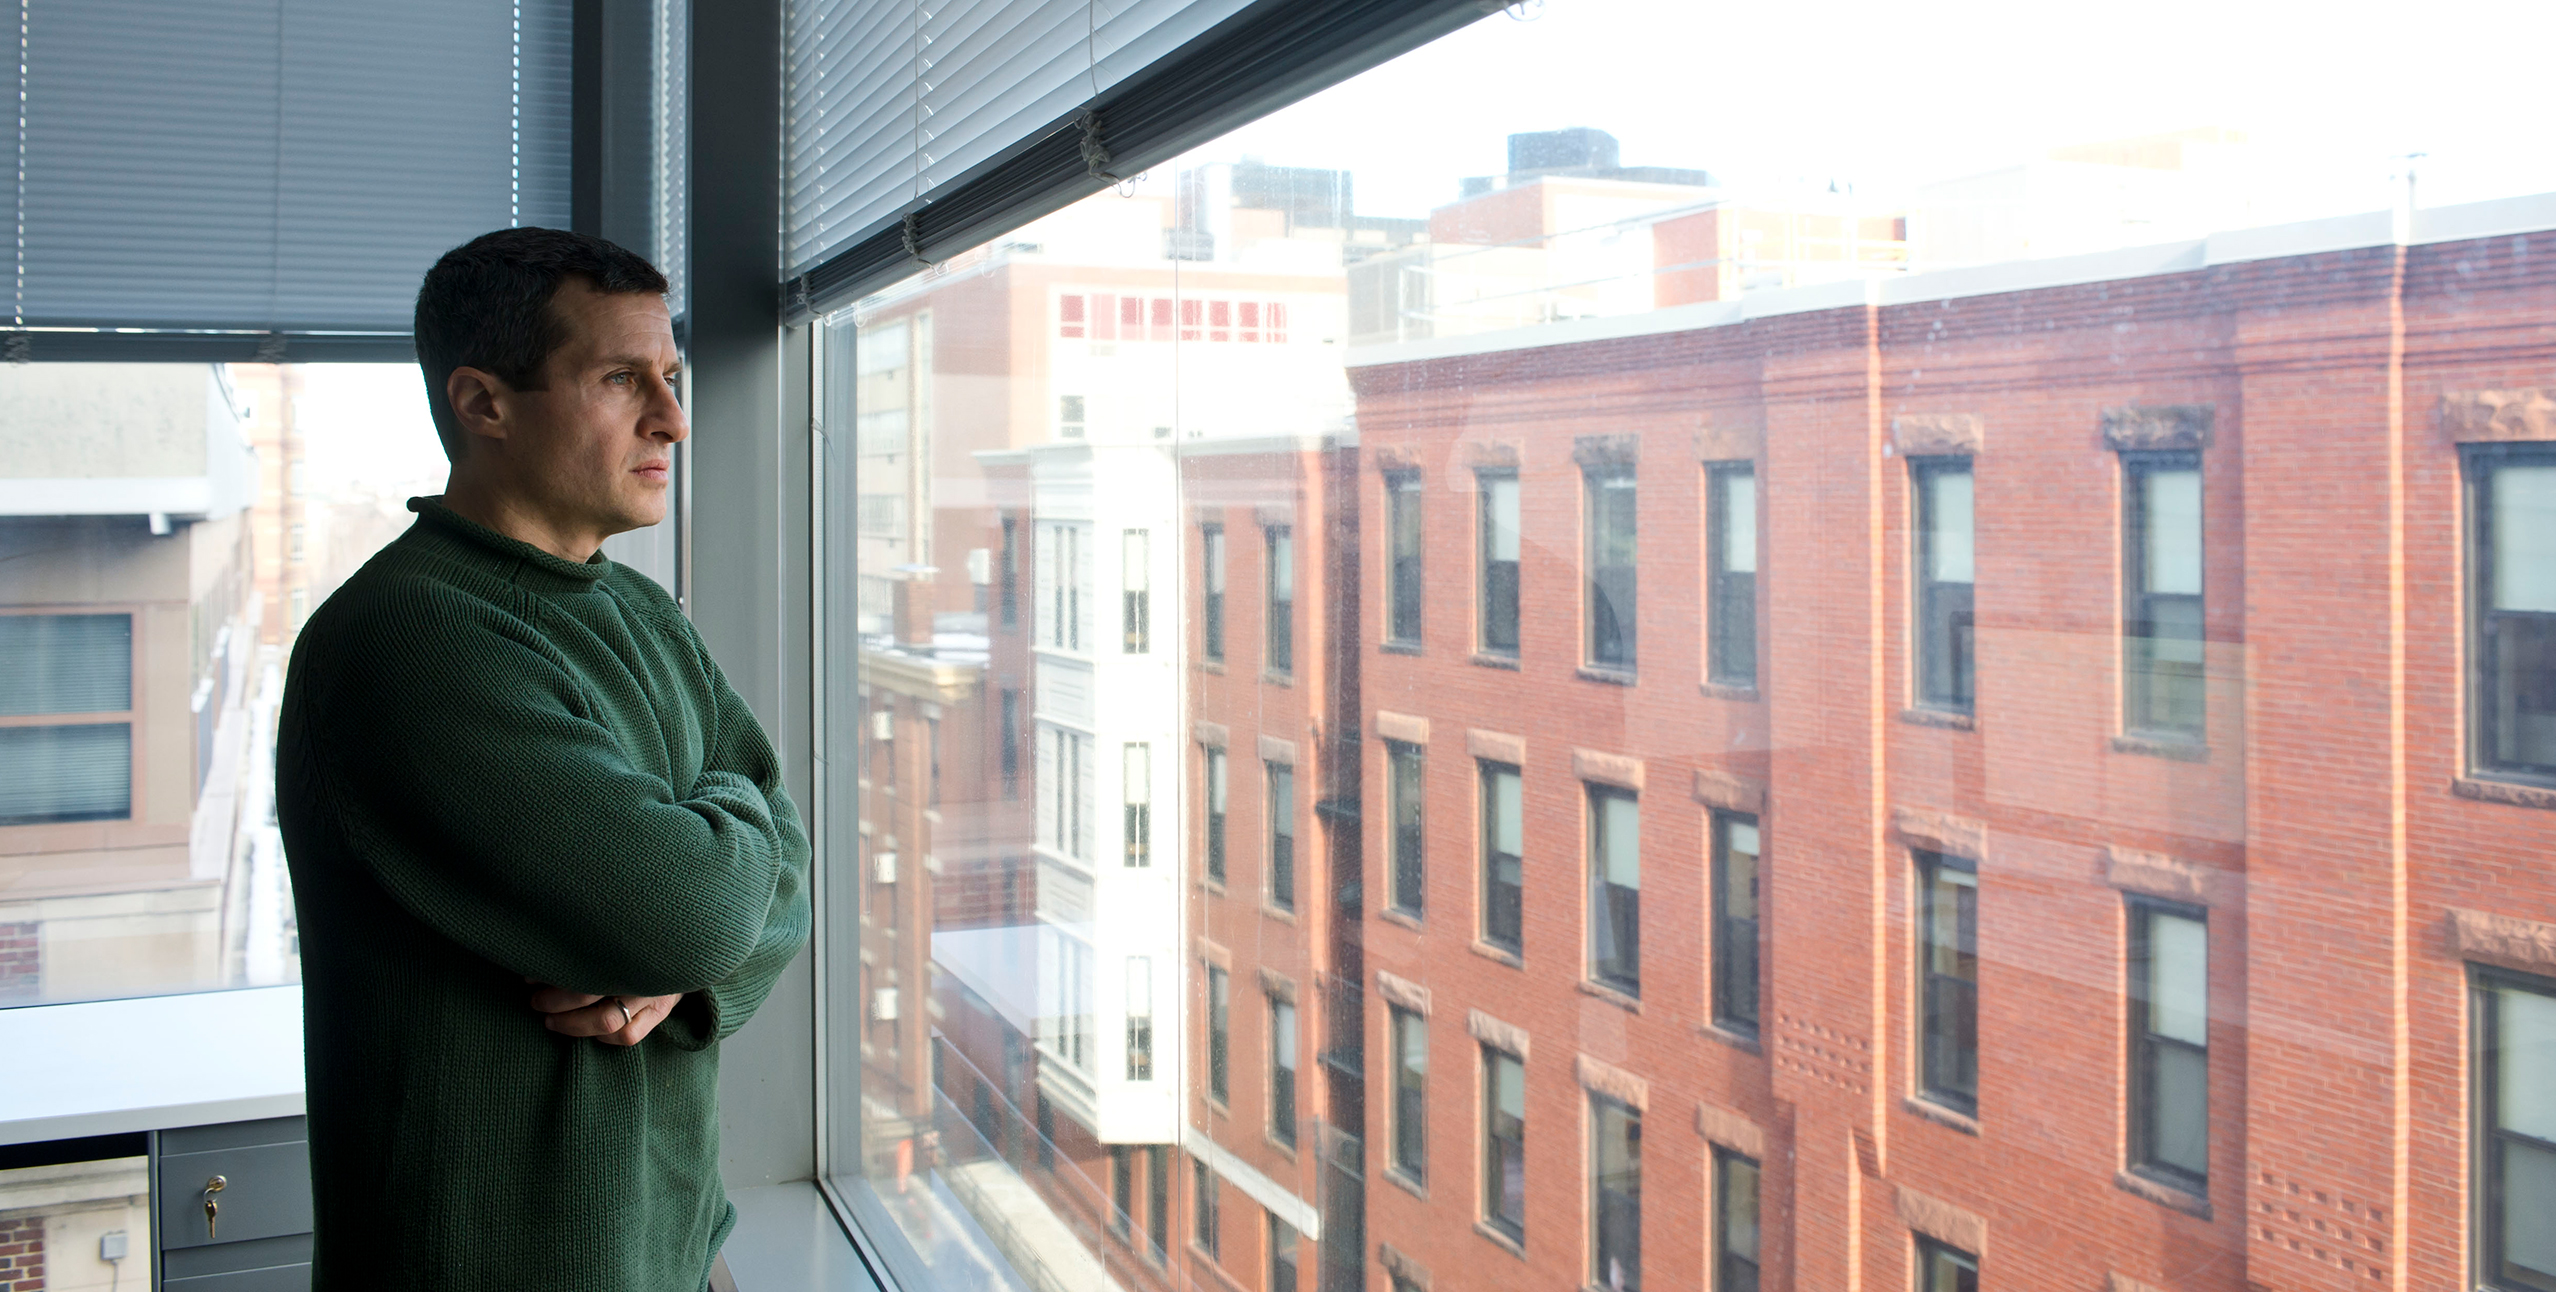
[2478, 970, 2556, 1291]
[1040, 521, 1090, 652]
[1481, 762, 1524, 953]
[1483, 1046, 1526, 1238]
[1192, 1155, 1221, 1259]
[1059, 393, 1086, 438]
[1111, 1146, 1134, 1236]
[1588, 786, 1640, 995]
[999, 688, 1020, 800]
[1387, 740, 1425, 917]
[1203, 523, 1227, 662]
[0, 613, 135, 827]
[1269, 1215, 1301, 1292]
[1480, 470, 1520, 656]
[1123, 529, 1150, 653]
[1389, 1006, 1426, 1182]
[1126, 956, 1154, 1081]
[926, 717, 941, 808]
[1586, 465, 1637, 670]
[1918, 851, 1980, 1116]
[1205, 746, 1229, 884]
[1706, 463, 1757, 688]
[1590, 1094, 1641, 1291]
[1036, 1095, 1055, 1171]
[1387, 470, 1423, 643]
[1270, 995, 1299, 1146]
[1146, 1144, 1170, 1262]
[1267, 762, 1296, 911]
[1266, 525, 1295, 674]
[1123, 743, 1151, 867]
[1207, 965, 1231, 1105]
[1712, 812, 1761, 1035]
[2128, 901, 2208, 1192]
[2469, 445, 2556, 780]
[1916, 1237, 1979, 1292]
[1000, 514, 1020, 628]
[1913, 458, 1976, 712]
[1713, 1149, 1760, 1292]
[2124, 451, 2204, 738]
[1042, 728, 1092, 861]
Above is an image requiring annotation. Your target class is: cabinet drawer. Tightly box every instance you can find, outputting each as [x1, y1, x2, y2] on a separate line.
[157, 1138, 314, 1250]
[163, 1263, 312, 1291]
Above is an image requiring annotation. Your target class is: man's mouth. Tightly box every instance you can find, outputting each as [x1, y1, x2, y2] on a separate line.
[634, 461, 671, 481]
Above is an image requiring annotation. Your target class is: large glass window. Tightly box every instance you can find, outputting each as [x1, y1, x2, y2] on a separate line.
[1591, 1094, 1642, 1291]
[2470, 446, 2556, 780]
[2124, 452, 2205, 739]
[0, 614, 135, 826]
[1712, 812, 1761, 1035]
[2479, 970, 2556, 1291]
[1706, 463, 1757, 689]
[1913, 457, 1976, 713]
[2129, 901, 2208, 1192]
[1481, 762, 1524, 953]
[1479, 471, 1520, 657]
[1588, 786, 1641, 995]
[1586, 465, 1638, 670]
[1919, 851, 1980, 1116]
[1388, 740, 1425, 918]
[1483, 1046, 1526, 1239]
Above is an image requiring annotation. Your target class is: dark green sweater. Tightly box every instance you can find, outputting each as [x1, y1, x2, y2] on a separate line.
[278, 499, 810, 1292]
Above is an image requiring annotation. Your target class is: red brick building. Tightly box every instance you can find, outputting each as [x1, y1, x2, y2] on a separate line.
[1344, 200, 2556, 1291]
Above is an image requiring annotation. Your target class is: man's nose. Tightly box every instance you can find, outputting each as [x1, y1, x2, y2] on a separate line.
[645, 374, 689, 444]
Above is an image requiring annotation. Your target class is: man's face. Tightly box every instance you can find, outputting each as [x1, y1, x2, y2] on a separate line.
[503, 281, 686, 539]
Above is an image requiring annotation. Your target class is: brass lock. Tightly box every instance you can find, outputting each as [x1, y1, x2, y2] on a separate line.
[203, 1174, 226, 1240]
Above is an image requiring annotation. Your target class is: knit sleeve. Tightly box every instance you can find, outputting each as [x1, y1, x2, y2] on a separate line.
[315, 587, 793, 998]
[655, 638, 813, 1050]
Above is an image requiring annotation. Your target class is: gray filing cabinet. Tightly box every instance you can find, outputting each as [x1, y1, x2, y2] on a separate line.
[152, 1116, 311, 1290]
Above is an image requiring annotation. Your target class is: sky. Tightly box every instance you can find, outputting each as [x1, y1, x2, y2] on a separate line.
[1200, 0, 2556, 222]
[291, 364, 450, 500]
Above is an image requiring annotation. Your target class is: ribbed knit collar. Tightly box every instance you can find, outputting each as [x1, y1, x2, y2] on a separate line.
[407, 496, 613, 592]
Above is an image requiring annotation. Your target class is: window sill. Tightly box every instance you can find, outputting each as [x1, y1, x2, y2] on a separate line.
[1188, 1244, 1245, 1292]
[1380, 639, 1423, 656]
[736, 1182, 885, 1292]
[1900, 706, 1976, 731]
[1469, 940, 1525, 969]
[1699, 681, 1760, 702]
[1262, 902, 1300, 926]
[1378, 907, 1423, 933]
[1204, 1095, 1230, 1120]
[1576, 978, 1643, 1013]
[1202, 877, 1228, 896]
[1264, 1132, 1299, 1161]
[1473, 1220, 1528, 1260]
[1470, 652, 1521, 671]
[2113, 1168, 2211, 1220]
[2453, 775, 2556, 812]
[1575, 665, 1637, 687]
[1384, 1166, 1427, 1201]
[1261, 670, 1294, 688]
[1197, 659, 1226, 675]
[2112, 732, 2209, 762]
[1699, 1022, 1762, 1054]
[1901, 1095, 1980, 1136]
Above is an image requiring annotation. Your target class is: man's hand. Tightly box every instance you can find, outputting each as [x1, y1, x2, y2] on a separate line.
[526, 979, 685, 1046]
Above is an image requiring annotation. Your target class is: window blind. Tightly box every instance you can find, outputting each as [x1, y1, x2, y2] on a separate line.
[0, 614, 132, 717]
[0, 724, 132, 825]
[6, 0, 572, 341]
[784, 0, 1257, 278]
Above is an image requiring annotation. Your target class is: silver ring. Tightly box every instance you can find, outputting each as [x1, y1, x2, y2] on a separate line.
[613, 998, 635, 1029]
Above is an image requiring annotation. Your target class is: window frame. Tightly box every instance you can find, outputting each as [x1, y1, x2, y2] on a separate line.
[1588, 1090, 1642, 1292]
[1205, 744, 1229, 885]
[1712, 1146, 1760, 1292]
[1586, 783, 1641, 997]
[1911, 455, 1977, 714]
[1479, 760, 1524, 954]
[2475, 965, 2556, 1292]
[0, 608, 141, 830]
[1481, 1043, 1527, 1240]
[2466, 442, 2556, 784]
[1122, 528, 1151, 654]
[2126, 896, 2209, 1196]
[1207, 964, 1231, 1106]
[1387, 739, 1425, 918]
[1269, 993, 1299, 1148]
[1203, 521, 1227, 663]
[1584, 461, 1638, 671]
[1916, 848, 1980, 1117]
[1705, 461, 1757, 689]
[2122, 449, 2205, 740]
[1389, 1004, 1427, 1184]
[1915, 1236, 1980, 1292]
[1478, 468, 1520, 657]
[1267, 760, 1296, 912]
[1710, 810, 1761, 1037]
[1192, 1153, 1221, 1259]
[1387, 468, 1424, 646]
[1265, 524, 1295, 676]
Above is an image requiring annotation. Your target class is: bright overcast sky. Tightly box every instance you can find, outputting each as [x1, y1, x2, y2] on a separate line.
[1208, 0, 2556, 220]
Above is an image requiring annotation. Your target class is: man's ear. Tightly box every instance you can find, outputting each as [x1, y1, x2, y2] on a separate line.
[446, 366, 511, 450]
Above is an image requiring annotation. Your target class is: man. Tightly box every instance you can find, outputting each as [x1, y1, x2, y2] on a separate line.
[278, 227, 809, 1291]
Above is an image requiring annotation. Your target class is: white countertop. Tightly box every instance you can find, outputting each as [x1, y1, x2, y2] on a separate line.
[0, 984, 306, 1144]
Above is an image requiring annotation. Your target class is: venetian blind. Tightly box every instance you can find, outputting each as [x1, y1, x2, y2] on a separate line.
[783, 0, 1254, 278]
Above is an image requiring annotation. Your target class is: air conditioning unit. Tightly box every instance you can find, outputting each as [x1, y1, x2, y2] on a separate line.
[873, 851, 898, 884]
[872, 988, 899, 1021]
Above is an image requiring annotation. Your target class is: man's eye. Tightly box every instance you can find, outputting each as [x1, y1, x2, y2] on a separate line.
[608, 372, 635, 386]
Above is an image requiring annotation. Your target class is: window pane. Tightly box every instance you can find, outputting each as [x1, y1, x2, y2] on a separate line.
[2142, 468, 2202, 596]
[0, 723, 133, 826]
[2151, 1042, 2210, 1177]
[2501, 983, 2556, 1143]
[2507, 1138, 2556, 1279]
[2149, 913, 2208, 1046]
[2494, 464, 2556, 612]
[1721, 469, 1756, 574]
[0, 613, 132, 715]
[1926, 468, 1975, 584]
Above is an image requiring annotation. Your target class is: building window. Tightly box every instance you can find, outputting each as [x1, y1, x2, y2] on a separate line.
[1192, 1154, 1221, 1258]
[926, 717, 941, 807]
[1266, 525, 1295, 674]
[1706, 463, 1757, 688]
[1125, 956, 1154, 1081]
[1913, 457, 1976, 712]
[288, 522, 306, 562]
[1387, 740, 1425, 918]
[1711, 812, 1761, 1035]
[1040, 522, 1088, 652]
[1917, 850, 1979, 1116]
[1269, 1215, 1300, 1292]
[1111, 1146, 1134, 1237]
[1387, 470, 1423, 644]
[2128, 900, 2208, 1192]
[1205, 746, 1228, 884]
[2477, 969, 2556, 1290]
[1267, 762, 1295, 912]
[1270, 995, 1298, 1147]
[1481, 762, 1524, 953]
[1713, 1148, 1760, 1292]
[1590, 1093, 1642, 1292]
[1207, 965, 1231, 1104]
[1043, 728, 1092, 861]
[999, 515, 1019, 628]
[1035, 1094, 1055, 1170]
[1203, 522, 1227, 662]
[1111, 529, 1150, 654]
[1479, 470, 1520, 656]
[1586, 464, 1637, 670]
[1145, 1144, 1170, 1263]
[2124, 451, 2204, 738]
[1482, 1046, 1526, 1238]
[999, 688, 1020, 800]
[0, 613, 135, 827]
[1123, 743, 1151, 867]
[1389, 1006, 1426, 1183]
[2468, 445, 2556, 780]
[1916, 1237, 1979, 1292]
[1059, 393, 1086, 438]
[1588, 786, 1640, 996]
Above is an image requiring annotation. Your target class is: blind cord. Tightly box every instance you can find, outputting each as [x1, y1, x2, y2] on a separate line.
[13, 0, 25, 332]
[511, 0, 522, 226]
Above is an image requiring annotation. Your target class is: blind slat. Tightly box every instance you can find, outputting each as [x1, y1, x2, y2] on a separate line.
[0, 614, 133, 717]
[0, 724, 133, 825]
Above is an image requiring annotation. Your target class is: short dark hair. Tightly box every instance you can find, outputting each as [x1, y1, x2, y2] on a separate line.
[413, 227, 669, 460]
